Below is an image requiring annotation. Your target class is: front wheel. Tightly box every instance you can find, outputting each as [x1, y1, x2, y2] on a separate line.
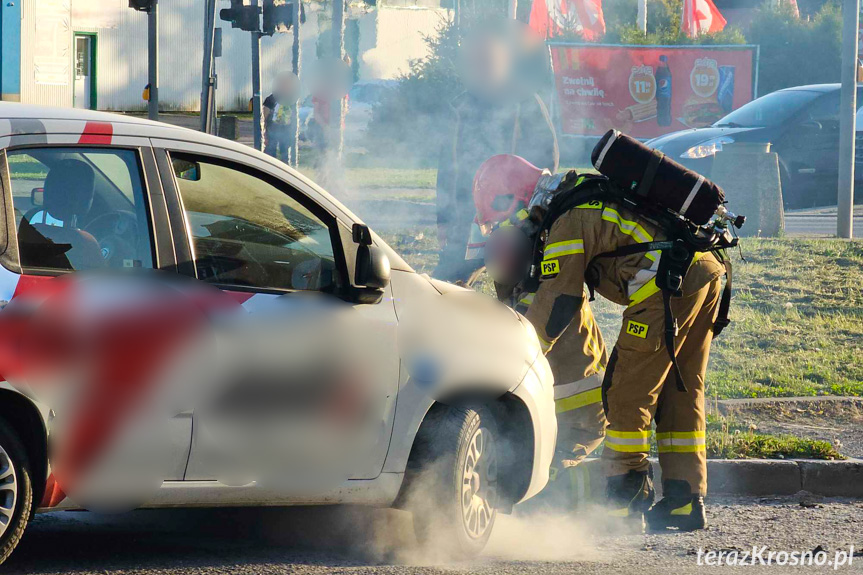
[405, 406, 499, 558]
[0, 418, 33, 566]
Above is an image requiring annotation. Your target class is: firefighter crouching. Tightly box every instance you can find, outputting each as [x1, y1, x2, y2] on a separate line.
[472, 130, 744, 531]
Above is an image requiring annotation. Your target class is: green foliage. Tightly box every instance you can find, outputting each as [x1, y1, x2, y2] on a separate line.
[747, 1, 842, 94]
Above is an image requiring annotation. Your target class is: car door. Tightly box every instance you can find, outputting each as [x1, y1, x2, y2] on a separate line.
[151, 142, 400, 489]
[774, 91, 841, 207]
[1, 137, 193, 486]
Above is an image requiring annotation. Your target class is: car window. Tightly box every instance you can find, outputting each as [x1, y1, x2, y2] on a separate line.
[714, 90, 821, 128]
[170, 153, 340, 292]
[803, 93, 839, 131]
[6, 147, 155, 271]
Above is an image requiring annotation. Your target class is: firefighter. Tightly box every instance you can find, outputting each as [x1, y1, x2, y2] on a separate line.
[474, 155, 727, 531]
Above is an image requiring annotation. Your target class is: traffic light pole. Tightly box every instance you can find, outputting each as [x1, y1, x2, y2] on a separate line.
[251, 28, 263, 151]
[290, 0, 301, 167]
[148, 0, 159, 121]
[330, 0, 345, 163]
[837, 0, 858, 238]
[200, 0, 218, 134]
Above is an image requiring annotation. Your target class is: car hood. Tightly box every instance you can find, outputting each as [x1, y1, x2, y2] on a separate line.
[647, 126, 762, 155]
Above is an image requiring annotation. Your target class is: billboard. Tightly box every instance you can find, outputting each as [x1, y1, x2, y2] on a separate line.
[550, 44, 758, 138]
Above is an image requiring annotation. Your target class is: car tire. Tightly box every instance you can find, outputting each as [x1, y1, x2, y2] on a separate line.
[0, 418, 32, 566]
[406, 406, 499, 558]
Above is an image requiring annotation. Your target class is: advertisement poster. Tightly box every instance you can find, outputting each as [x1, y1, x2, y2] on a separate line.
[550, 44, 757, 138]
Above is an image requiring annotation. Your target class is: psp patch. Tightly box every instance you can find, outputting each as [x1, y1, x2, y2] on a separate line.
[626, 320, 649, 339]
[540, 259, 560, 278]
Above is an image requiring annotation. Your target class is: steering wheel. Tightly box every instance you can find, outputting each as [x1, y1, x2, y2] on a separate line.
[83, 211, 140, 267]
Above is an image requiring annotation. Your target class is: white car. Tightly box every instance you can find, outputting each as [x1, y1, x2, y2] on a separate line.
[0, 104, 555, 564]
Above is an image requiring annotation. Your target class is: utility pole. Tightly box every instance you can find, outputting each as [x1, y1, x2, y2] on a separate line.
[251, 0, 264, 151]
[330, 0, 345, 162]
[290, 0, 302, 167]
[837, 0, 858, 238]
[637, 0, 647, 33]
[148, 0, 159, 121]
[200, 0, 218, 134]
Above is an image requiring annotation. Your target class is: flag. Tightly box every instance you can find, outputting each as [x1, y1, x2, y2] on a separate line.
[529, 0, 606, 40]
[681, 0, 727, 37]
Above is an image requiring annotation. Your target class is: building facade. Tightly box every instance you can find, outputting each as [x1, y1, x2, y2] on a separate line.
[0, 0, 448, 111]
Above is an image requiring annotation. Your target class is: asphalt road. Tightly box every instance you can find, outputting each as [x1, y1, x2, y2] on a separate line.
[784, 206, 863, 238]
[5, 495, 862, 574]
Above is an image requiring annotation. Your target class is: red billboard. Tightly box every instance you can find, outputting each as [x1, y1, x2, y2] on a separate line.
[550, 44, 757, 138]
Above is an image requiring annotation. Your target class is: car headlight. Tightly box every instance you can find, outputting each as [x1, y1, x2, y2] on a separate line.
[680, 137, 735, 160]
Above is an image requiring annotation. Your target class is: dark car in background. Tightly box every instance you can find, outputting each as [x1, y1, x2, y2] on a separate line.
[646, 84, 863, 209]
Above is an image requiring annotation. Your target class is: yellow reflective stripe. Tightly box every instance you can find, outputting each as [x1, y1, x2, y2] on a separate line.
[607, 430, 652, 439]
[544, 240, 584, 258]
[555, 387, 602, 413]
[607, 507, 630, 517]
[537, 334, 553, 353]
[518, 293, 535, 307]
[605, 429, 651, 452]
[515, 209, 530, 220]
[602, 207, 654, 243]
[499, 220, 513, 227]
[605, 442, 650, 453]
[657, 430, 706, 453]
[670, 502, 693, 516]
[628, 278, 661, 307]
[658, 444, 706, 453]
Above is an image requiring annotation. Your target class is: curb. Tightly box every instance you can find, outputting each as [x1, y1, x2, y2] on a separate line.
[579, 458, 863, 498]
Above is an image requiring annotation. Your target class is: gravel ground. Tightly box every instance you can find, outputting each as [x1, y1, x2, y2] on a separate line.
[4, 495, 862, 574]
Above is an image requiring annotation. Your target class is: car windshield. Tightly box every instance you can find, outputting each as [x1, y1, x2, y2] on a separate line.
[713, 90, 822, 128]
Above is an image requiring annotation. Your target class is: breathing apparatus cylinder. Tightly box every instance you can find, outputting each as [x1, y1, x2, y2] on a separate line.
[591, 129, 726, 226]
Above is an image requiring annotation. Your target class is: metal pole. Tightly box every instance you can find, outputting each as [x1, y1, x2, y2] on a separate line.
[148, 0, 159, 121]
[837, 0, 858, 238]
[330, 0, 345, 162]
[290, 0, 301, 167]
[637, 0, 647, 33]
[252, 29, 263, 151]
[507, 0, 517, 19]
[200, 0, 218, 134]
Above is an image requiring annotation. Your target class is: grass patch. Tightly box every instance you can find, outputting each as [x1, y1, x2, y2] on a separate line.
[705, 413, 844, 460]
[381, 233, 863, 400]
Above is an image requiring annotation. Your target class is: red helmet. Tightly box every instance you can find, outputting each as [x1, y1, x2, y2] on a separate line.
[473, 155, 543, 225]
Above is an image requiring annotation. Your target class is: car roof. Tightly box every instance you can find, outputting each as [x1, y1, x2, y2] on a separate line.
[775, 83, 853, 94]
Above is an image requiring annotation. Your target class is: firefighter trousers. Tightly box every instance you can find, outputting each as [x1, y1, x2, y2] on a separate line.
[601, 259, 723, 496]
[548, 297, 608, 465]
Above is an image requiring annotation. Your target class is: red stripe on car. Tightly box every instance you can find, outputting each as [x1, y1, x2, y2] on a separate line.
[78, 122, 113, 145]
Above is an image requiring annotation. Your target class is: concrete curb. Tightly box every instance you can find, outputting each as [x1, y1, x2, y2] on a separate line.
[579, 458, 863, 498]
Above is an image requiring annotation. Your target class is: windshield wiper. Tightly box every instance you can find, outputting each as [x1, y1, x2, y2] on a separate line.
[713, 121, 746, 128]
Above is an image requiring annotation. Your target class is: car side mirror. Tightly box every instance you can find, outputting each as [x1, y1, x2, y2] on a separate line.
[353, 244, 391, 304]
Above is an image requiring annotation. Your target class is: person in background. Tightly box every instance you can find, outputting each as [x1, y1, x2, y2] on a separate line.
[434, 20, 559, 283]
[264, 71, 301, 163]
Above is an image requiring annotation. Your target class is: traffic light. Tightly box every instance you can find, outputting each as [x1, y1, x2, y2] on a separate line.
[128, 0, 154, 12]
[220, 0, 261, 32]
[262, 0, 304, 36]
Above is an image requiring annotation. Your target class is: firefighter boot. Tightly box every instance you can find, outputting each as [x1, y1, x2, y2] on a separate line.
[604, 469, 655, 531]
[646, 479, 707, 531]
